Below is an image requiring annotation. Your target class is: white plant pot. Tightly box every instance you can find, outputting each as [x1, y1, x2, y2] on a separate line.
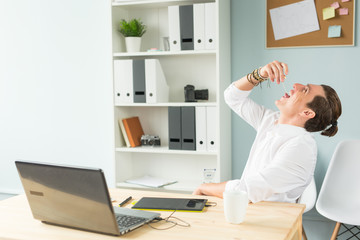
[125, 37, 142, 53]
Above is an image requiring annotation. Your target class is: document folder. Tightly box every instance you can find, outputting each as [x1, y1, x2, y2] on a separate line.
[206, 106, 217, 152]
[194, 3, 205, 50]
[114, 60, 133, 104]
[168, 5, 181, 51]
[168, 107, 182, 150]
[133, 59, 146, 103]
[145, 59, 169, 104]
[179, 5, 194, 50]
[181, 106, 196, 150]
[132, 197, 207, 212]
[205, 3, 216, 50]
[195, 106, 207, 151]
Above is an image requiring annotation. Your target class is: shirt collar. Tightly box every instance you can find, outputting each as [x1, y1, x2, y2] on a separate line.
[273, 123, 308, 137]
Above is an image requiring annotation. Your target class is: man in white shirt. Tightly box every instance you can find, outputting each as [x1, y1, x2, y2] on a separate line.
[193, 60, 342, 203]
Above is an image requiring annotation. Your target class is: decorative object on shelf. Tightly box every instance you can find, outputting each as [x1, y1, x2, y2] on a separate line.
[141, 135, 161, 147]
[118, 18, 147, 52]
[184, 84, 208, 102]
[162, 37, 170, 51]
[203, 168, 216, 183]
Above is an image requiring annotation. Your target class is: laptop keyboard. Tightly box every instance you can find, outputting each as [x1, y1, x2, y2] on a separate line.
[116, 214, 147, 228]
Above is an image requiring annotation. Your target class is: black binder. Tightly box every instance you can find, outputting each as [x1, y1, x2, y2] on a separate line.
[133, 59, 146, 103]
[168, 107, 182, 150]
[181, 106, 196, 150]
[179, 5, 194, 50]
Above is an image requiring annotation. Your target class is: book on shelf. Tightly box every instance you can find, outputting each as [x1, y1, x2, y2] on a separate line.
[122, 116, 144, 147]
[125, 175, 178, 188]
[118, 119, 130, 147]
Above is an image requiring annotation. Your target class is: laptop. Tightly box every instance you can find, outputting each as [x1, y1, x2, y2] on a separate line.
[15, 161, 160, 236]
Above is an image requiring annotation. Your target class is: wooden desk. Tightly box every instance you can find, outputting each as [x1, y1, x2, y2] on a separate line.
[0, 188, 304, 240]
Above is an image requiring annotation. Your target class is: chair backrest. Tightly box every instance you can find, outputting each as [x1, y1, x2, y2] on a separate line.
[316, 140, 360, 226]
[298, 176, 316, 213]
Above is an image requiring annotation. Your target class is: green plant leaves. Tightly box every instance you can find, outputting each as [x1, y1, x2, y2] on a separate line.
[118, 18, 146, 37]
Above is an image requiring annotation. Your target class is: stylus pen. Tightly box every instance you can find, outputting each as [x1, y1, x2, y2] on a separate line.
[119, 196, 132, 207]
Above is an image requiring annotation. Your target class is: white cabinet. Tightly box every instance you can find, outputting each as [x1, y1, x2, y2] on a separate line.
[111, 0, 231, 192]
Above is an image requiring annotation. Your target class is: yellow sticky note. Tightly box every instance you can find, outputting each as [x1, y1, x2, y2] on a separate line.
[323, 7, 335, 20]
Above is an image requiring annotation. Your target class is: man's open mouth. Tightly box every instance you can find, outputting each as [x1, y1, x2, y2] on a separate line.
[283, 92, 290, 98]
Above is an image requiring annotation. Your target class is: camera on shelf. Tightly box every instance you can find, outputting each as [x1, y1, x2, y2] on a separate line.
[141, 135, 161, 147]
[184, 84, 209, 102]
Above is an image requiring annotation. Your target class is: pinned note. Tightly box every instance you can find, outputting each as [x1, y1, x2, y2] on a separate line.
[269, 0, 320, 40]
[339, 8, 349, 15]
[323, 7, 336, 20]
[331, 2, 340, 9]
[328, 25, 342, 38]
[342, 0, 350, 2]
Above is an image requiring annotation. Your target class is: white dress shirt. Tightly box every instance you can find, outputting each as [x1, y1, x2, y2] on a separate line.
[224, 84, 317, 203]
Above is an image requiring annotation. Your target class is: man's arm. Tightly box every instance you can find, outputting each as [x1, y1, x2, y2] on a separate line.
[193, 182, 227, 199]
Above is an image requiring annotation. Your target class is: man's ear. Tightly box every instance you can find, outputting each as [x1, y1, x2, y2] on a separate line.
[300, 109, 316, 119]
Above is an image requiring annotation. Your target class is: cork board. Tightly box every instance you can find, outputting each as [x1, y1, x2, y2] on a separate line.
[266, 0, 355, 48]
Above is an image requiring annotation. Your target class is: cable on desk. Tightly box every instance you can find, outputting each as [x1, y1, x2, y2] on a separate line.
[205, 201, 217, 207]
[146, 210, 191, 230]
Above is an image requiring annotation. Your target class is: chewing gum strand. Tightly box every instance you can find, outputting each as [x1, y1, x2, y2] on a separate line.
[281, 75, 288, 94]
[281, 82, 288, 94]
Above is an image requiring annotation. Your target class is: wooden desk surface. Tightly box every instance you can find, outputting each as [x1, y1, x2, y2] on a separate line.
[0, 188, 304, 240]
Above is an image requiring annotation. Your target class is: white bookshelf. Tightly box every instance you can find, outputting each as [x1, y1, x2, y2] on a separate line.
[111, 0, 231, 193]
[115, 146, 217, 155]
[113, 49, 216, 57]
[115, 102, 217, 107]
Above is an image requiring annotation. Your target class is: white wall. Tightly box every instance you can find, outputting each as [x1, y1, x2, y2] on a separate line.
[0, 0, 115, 193]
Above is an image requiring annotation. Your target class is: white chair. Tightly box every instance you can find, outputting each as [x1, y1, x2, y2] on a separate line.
[298, 176, 317, 240]
[316, 140, 360, 240]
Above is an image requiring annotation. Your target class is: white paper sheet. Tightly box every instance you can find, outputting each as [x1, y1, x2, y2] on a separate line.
[125, 175, 177, 188]
[269, 0, 320, 40]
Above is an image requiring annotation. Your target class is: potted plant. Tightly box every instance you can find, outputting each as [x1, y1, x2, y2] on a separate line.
[118, 18, 146, 53]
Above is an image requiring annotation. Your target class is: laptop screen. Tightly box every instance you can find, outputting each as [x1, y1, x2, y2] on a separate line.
[15, 161, 120, 236]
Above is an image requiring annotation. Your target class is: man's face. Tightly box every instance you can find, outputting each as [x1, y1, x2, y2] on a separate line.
[275, 83, 326, 117]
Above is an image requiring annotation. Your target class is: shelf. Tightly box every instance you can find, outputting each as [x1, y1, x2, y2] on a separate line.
[116, 146, 217, 155]
[111, 0, 231, 190]
[115, 102, 218, 107]
[116, 179, 203, 193]
[113, 50, 216, 58]
[112, 0, 214, 9]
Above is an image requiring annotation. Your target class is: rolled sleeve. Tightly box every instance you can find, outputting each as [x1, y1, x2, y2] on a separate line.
[224, 83, 270, 130]
[225, 179, 245, 192]
[224, 84, 251, 107]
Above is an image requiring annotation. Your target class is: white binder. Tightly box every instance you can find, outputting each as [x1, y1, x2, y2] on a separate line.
[206, 106, 217, 152]
[194, 3, 205, 50]
[195, 106, 207, 151]
[168, 5, 181, 52]
[145, 59, 169, 103]
[113, 59, 133, 104]
[205, 2, 216, 50]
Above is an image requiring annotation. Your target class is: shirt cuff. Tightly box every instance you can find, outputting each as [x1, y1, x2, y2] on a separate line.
[225, 179, 246, 192]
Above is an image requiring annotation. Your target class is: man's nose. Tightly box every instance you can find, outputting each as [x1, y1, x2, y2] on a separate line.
[293, 83, 304, 90]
